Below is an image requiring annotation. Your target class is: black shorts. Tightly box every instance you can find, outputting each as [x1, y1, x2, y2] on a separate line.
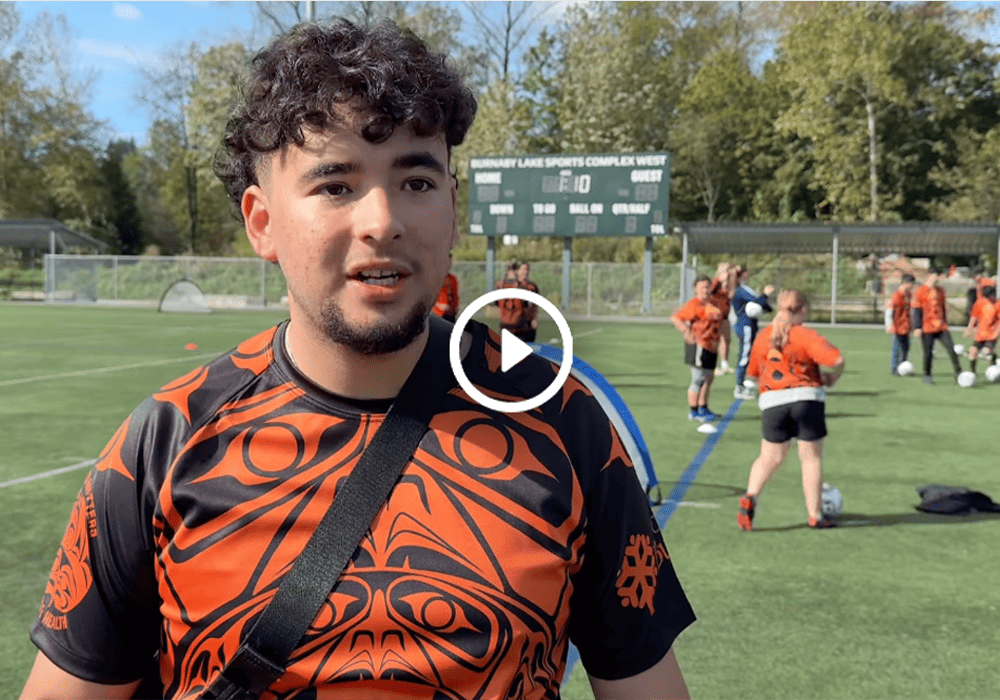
[685, 343, 718, 370]
[761, 400, 827, 443]
[973, 340, 996, 351]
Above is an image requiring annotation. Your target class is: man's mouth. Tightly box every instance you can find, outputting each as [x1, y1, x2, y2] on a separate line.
[356, 269, 403, 287]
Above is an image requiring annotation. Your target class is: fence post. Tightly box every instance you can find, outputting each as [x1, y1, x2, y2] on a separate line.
[561, 237, 572, 312]
[586, 262, 594, 317]
[261, 258, 267, 307]
[831, 230, 839, 325]
[113, 256, 119, 300]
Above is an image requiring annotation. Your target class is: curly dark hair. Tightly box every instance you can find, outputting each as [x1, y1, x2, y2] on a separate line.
[214, 18, 478, 220]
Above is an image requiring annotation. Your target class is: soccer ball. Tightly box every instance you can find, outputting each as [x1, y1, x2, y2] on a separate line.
[821, 482, 843, 517]
[985, 364, 1000, 383]
[954, 343, 965, 356]
[745, 301, 763, 318]
[957, 371, 976, 388]
[897, 360, 914, 376]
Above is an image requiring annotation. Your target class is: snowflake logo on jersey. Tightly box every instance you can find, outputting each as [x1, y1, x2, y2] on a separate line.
[615, 533, 669, 614]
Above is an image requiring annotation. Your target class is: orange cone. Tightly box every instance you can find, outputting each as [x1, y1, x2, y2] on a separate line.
[185, 343, 198, 351]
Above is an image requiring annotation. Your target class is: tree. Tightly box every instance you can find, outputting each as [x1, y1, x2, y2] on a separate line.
[100, 140, 145, 254]
[776, 2, 911, 222]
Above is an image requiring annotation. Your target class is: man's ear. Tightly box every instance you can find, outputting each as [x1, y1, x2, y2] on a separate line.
[242, 184, 278, 263]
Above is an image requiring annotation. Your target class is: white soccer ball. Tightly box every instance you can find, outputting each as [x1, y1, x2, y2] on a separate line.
[985, 364, 1000, 383]
[821, 482, 843, 517]
[745, 301, 763, 318]
[954, 343, 965, 356]
[957, 371, 976, 388]
[897, 360, 914, 376]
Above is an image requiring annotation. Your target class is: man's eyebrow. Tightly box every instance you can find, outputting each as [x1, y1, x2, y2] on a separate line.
[301, 161, 358, 185]
[394, 151, 446, 174]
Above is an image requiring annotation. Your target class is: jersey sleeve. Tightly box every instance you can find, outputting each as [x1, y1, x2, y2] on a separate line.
[672, 299, 696, 324]
[563, 387, 696, 680]
[29, 400, 167, 684]
[805, 328, 842, 367]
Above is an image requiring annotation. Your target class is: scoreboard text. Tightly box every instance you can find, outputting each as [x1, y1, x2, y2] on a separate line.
[467, 152, 670, 237]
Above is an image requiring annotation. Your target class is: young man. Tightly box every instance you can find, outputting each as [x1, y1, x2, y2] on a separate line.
[516, 260, 540, 342]
[964, 285, 999, 374]
[730, 266, 774, 399]
[672, 275, 725, 422]
[21, 20, 693, 700]
[910, 267, 963, 384]
[886, 274, 916, 375]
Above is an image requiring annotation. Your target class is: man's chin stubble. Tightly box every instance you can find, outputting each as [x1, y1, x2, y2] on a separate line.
[320, 300, 430, 356]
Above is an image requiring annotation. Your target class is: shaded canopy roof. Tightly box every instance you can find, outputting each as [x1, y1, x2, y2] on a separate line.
[0, 219, 108, 252]
[675, 222, 1000, 256]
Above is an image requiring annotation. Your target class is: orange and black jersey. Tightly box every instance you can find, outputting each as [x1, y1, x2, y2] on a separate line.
[969, 297, 1000, 342]
[888, 287, 911, 335]
[672, 297, 725, 353]
[32, 319, 694, 700]
[911, 283, 949, 333]
[496, 277, 530, 330]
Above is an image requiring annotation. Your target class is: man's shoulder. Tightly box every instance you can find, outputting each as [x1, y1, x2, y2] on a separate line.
[145, 325, 282, 429]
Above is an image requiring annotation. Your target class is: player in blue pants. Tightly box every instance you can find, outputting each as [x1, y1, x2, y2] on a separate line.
[731, 266, 774, 399]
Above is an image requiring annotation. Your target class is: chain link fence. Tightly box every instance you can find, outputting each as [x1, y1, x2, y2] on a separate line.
[43, 254, 924, 323]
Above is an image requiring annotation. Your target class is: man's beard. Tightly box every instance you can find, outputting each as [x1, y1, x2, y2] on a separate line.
[320, 299, 430, 355]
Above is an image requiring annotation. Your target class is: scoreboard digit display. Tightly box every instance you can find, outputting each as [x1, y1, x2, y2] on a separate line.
[467, 152, 670, 237]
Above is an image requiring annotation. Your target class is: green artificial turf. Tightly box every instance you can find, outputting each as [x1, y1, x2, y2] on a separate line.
[1, 305, 997, 699]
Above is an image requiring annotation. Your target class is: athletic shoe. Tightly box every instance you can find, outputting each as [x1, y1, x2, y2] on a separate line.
[808, 515, 837, 529]
[714, 367, 725, 376]
[688, 409, 699, 421]
[734, 386, 754, 400]
[697, 407, 720, 422]
[737, 494, 756, 531]
[923, 375, 933, 384]
[725, 366, 735, 374]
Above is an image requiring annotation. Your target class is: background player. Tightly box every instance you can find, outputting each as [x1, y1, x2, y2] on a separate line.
[710, 262, 737, 376]
[432, 254, 459, 323]
[516, 260, 540, 342]
[738, 289, 845, 531]
[911, 267, 963, 384]
[672, 275, 725, 423]
[886, 273, 916, 375]
[731, 265, 774, 399]
[964, 285, 999, 374]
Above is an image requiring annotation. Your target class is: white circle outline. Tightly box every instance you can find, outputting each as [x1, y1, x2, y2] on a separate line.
[449, 288, 573, 413]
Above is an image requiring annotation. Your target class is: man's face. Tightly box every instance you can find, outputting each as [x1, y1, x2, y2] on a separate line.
[242, 120, 457, 355]
[694, 279, 711, 301]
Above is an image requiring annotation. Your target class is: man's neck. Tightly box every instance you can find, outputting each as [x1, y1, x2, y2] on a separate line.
[284, 319, 428, 400]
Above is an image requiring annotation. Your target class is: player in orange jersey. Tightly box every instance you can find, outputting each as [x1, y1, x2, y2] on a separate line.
[911, 267, 963, 383]
[738, 289, 844, 531]
[886, 274, 916, 375]
[672, 275, 726, 422]
[516, 260, 540, 342]
[432, 255, 459, 323]
[964, 285, 999, 374]
[710, 262, 737, 376]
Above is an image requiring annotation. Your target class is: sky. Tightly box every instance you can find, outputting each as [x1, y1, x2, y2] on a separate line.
[16, 1, 261, 143]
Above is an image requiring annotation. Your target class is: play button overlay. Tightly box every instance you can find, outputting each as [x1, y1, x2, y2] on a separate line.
[500, 329, 534, 372]
[449, 287, 574, 413]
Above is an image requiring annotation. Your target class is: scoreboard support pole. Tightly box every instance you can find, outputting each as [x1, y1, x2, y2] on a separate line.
[643, 236, 653, 314]
[486, 236, 497, 292]
[561, 237, 572, 312]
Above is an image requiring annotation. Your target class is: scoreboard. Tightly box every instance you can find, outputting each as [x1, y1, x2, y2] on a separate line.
[467, 152, 670, 237]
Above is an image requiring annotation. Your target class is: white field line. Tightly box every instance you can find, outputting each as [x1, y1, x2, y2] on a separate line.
[667, 500, 722, 509]
[0, 353, 217, 388]
[0, 459, 96, 489]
